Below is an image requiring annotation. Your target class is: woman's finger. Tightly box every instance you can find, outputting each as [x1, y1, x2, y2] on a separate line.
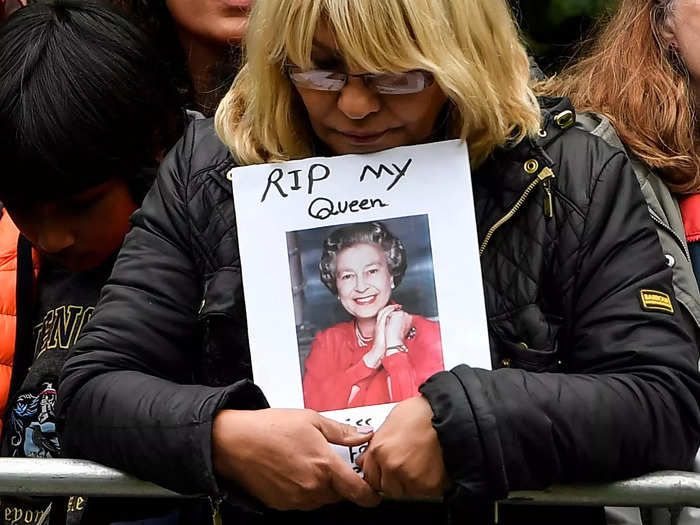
[315, 415, 373, 447]
[380, 470, 407, 500]
[358, 450, 382, 493]
[374, 305, 395, 344]
[378, 304, 397, 322]
[378, 304, 399, 327]
[328, 451, 381, 508]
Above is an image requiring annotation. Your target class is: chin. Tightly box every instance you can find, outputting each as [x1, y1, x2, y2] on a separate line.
[212, 17, 248, 43]
[47, 252, 105, 272]
[330, 142, 395, 156]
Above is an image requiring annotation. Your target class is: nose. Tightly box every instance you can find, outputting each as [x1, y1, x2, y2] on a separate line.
[354, 274, 369, 292]
[337, 76, 381, 120]
[36, 223, 75, 254]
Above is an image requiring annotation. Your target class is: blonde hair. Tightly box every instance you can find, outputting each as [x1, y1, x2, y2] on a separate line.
[215, 0, 541, 168]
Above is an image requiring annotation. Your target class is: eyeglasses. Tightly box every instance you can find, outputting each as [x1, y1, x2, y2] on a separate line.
[286, 65, 434, 95]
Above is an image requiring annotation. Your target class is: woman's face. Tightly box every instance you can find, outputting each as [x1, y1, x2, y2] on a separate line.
[165, 0, 250, 46]
[664, 0, 700, 102]
[293, 23, 448, 155]
[335, 243, 394, 320]
[1, 0, 26, 22]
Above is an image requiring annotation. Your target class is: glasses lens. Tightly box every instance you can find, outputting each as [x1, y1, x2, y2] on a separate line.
[372, 71, 434, 95]
[288, 69, 346, 91]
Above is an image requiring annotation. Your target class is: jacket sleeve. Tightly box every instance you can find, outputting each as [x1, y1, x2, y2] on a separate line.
[420, 151, 700, 503]
[57, 124, 267, 497]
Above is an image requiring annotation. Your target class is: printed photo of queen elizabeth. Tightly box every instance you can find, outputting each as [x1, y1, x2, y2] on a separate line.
[286, 215, 444, 412]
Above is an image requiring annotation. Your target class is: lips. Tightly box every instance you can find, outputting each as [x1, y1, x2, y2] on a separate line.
[354, 294, 378, 305]
[219, 0, 251, 9]
[337, 129, 391, 144]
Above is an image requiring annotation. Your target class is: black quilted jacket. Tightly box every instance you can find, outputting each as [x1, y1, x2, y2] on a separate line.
[57, 98, 700, 524]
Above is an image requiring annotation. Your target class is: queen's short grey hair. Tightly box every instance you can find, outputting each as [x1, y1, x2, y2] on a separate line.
[319, 221, 407, 296]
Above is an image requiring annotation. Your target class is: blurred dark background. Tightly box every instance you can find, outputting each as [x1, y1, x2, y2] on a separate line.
[508, 0, 620, 74]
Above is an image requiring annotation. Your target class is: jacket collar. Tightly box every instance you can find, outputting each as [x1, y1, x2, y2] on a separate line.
[472, 97, 574, 212]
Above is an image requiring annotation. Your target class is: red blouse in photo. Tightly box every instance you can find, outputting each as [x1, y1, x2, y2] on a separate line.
[302, 315, 444, 412]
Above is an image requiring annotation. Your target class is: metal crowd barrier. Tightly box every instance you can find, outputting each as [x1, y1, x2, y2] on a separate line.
[1, 458, 699, 508]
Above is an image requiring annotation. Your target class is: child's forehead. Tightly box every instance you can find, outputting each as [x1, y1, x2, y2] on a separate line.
[2, 179, 113, 210]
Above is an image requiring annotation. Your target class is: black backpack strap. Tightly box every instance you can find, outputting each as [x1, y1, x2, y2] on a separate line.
[7, 235, 35, 406]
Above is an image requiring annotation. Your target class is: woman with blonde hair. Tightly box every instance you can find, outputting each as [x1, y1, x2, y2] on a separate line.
[59, 1, 700, 524]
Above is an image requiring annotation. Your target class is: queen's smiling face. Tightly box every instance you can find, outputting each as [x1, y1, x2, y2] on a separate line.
[335, 242, 393, 320]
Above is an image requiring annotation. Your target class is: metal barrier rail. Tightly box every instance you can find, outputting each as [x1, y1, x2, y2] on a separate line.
[0, 458, 699, 508]
[0, 459, 185, 499]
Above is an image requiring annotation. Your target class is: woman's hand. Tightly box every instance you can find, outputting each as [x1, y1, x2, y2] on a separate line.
[363, 304, 401, 369]
[356, 396, 449, 498]
[212, 408, 381, 510]
[384, 309, 413, 349]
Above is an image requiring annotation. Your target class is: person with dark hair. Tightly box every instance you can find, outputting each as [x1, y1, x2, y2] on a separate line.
[110, 0, 250, 117]
[303, 222, 443, 412]
[0, 1, 182, 523]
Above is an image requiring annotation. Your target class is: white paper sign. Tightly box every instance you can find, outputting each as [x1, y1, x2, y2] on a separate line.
[231, 140, 490, 471]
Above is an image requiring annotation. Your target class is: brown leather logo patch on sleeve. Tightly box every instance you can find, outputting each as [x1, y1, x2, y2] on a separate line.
[639, 289, 674, 314]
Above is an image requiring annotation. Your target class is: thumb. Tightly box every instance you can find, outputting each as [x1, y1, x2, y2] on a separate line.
[316, 416, 374, 447]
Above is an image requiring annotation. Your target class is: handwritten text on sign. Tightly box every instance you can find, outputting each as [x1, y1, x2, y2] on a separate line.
[260, 159, 413, 220]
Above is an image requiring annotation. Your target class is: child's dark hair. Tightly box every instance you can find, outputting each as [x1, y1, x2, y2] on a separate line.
[0, 0, 183, 207]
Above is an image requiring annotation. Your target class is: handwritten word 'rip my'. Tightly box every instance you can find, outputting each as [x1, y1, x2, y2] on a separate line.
[360, 158, 412, 191]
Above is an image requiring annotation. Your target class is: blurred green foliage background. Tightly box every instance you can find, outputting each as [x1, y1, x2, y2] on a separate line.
[508, 0, 620, 73]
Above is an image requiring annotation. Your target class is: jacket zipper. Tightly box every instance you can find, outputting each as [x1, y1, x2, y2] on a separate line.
[479, 167, 555, 256]
[210, 496, 222, 525]
[649, 211, 691, 262]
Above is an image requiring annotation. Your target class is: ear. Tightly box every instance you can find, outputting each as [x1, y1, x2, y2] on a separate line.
[658, 9, 678, 48]
[390, 276, 395, 289]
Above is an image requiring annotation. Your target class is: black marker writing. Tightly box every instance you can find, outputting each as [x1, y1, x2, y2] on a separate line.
[349, 443, 369, 472]
[360, 158, 413, 191]
[344, 417, 373, 427]
[308, 164, 331, 193]
[289, 169, 302, 190]
[261, 168, 287, 202]
[308, 197, 388, 220]
[261, 163, 332, 202]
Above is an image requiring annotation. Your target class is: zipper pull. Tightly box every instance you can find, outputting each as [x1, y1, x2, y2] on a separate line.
[543, 181, 553, 218]
[210, 497, 222, 525]
[538, 167, 555, 219]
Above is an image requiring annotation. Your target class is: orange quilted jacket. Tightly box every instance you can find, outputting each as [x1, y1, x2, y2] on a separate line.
[0, 212, 38, 435]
